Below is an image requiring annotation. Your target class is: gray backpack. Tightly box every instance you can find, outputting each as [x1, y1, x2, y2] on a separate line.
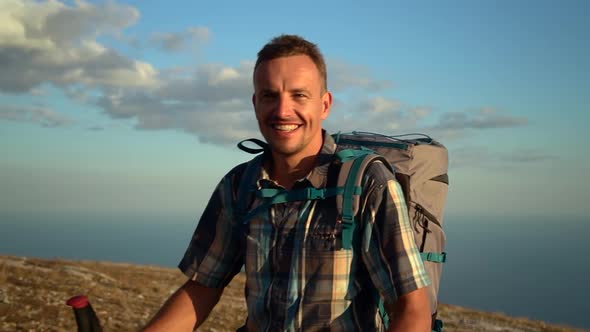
[237, 131, 448, 332]
[331, 132, 448, 331]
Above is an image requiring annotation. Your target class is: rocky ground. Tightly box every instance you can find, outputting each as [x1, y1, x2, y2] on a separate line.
[0, 255, 585, 332]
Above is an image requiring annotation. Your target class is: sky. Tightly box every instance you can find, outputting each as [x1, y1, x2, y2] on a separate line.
[1, 0, 589, 220]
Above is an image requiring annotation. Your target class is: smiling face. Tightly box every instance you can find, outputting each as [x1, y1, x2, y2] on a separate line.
[253, 54, 332, 163]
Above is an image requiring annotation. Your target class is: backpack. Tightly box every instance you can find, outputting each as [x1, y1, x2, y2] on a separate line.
[236, 131, 448, 332]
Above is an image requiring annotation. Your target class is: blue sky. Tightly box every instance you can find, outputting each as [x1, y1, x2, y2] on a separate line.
[1, 0, 588, 220]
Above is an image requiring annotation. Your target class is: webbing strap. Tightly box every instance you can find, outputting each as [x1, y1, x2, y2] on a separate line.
[380, 308, 444, 331]
[237, 138, 267, 154]
[341, 154, 372, 222]
[378, 300, 390, 328]
[243, 185, 362, 224]
[340, 154, 376, 250]
[257, 186, 361, 205]
[335, 147, 374, 162]
[433, 319, 444, 332]
[336, 138, 410, 150]
[236, 155, 264, 220]
[421, 252, 447, 263]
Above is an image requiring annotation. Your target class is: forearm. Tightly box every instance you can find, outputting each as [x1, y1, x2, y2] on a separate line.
[143, 279, 223, 332]
[386, 287, 431, 332]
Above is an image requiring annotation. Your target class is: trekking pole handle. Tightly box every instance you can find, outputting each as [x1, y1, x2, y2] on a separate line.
[66, 295, 103, 332]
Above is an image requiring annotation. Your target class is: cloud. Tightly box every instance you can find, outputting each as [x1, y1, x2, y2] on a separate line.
[0, 0, 157, 93]
[93, 60, 260, 144]
[29, 88, 45, 96]
[327, 60, 393, 92]
[326, 96, 404, 132]
[450, 146, 558, 169]
[434, 107, 528, 130]
[0, 104, 72, 127]
[155, 62, 253, 103]
[151, 27, 211, 52]
[0, 1, 530, 147]
[500, 149, 560, 163]
[189, 27, 211, 41]
[0, 1, 422, 145]
[325, 96, 529, 144]
[0, 1, 259, 143]
[412, 108, 529, 141]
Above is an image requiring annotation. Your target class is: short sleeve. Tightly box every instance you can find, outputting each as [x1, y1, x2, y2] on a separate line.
[178, 171, 244, 288]
[360, 163, 430, 303]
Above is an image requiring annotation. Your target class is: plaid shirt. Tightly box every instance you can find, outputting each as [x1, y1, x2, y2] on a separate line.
[179, 132, 430, 331]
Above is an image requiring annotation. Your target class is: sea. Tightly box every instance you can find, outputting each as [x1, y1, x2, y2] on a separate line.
[1, 213, 588, 330]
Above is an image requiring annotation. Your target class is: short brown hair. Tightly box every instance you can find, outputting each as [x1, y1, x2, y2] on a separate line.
[254, 34, 328, 92]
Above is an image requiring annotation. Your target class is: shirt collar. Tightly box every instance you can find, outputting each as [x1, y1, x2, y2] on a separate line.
[258, 130, 336, 189]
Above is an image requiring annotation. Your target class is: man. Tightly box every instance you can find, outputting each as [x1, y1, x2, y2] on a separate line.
[143, 35, 431, 332]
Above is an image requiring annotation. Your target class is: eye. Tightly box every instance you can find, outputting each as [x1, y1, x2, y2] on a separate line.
[293, 93, 308, 99]
[260, 92, 277, 101]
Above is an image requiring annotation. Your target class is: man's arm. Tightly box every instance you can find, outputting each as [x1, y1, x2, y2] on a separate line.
[385, 287, 431, 332]
[142, 279, 223, 332]
[359, 165, 433, 332]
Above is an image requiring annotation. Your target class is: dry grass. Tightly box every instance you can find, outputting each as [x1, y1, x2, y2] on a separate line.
[0, 255, 244, 331]
[438, 304, 585, 332]
[0, 255, 585, 332]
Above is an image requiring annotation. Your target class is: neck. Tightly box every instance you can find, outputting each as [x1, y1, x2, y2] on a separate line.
[266, 131, 325, 189]
[268, 153, 317, 190]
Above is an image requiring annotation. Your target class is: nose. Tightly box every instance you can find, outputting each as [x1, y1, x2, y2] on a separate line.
[274, 94, 295, 118]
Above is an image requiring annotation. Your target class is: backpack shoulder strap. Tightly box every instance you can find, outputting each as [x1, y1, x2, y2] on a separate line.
[334, 148, 398, 328]
[234, 154, 264, 223]
[334, 149, 393, 249]
[233, 138, 270, 222]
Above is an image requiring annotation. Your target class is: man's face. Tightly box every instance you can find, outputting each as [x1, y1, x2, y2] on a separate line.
[253, 55, 332, 161]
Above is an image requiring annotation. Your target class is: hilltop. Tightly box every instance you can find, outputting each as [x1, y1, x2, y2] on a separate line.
[0, 255, 584, 332]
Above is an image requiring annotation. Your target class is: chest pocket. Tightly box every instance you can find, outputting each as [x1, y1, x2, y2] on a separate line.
[243, 193, 362, 307]
[301, 201, 361, 303]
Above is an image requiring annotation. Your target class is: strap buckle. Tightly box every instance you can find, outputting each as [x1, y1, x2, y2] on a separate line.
[306, 187, 325, 200]
[421, 252, 447, 263]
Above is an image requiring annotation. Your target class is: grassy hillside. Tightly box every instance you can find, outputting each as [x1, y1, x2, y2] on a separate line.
[0, 255, 584, 332]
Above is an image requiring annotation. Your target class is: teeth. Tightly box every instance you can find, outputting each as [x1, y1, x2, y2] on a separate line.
[273, 124, 299, 131]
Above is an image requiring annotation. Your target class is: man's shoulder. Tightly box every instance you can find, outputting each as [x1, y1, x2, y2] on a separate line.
[221, 155, 264, 189]
[226, 160, 250, 179]
[361, 157, 396, 184]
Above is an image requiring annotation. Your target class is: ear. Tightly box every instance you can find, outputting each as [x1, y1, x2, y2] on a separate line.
[252, 93, 256, 108]
[320, 91, 333, 120]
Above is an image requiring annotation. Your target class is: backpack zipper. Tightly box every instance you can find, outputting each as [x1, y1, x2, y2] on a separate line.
[413, 203, 441, 252]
